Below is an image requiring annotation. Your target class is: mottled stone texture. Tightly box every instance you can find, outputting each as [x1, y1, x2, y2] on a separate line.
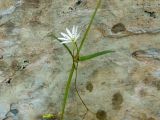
[0, 0, 160, 120]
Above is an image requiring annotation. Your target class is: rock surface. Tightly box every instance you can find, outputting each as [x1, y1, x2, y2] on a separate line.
[0, 0, 160, 120]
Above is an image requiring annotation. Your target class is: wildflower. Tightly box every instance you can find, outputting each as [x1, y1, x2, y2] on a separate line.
[58, 26, 80, 44]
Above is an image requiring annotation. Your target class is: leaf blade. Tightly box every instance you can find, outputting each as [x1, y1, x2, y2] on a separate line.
[78, 0, 102, 52]
[79, 50, 115, 61]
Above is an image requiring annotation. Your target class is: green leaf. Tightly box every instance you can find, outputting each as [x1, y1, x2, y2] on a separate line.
[78, 0, 102, 53]
[79, 50, 115, 61]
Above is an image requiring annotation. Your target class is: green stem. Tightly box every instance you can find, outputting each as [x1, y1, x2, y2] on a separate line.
[50, 34, 74, 58]
[61, 63, 75, 120]
[75, 42, 79, 54]
[78, 0, 101, 53]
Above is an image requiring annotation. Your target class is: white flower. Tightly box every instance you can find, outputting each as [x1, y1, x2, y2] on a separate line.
[58, 25, 80, 44]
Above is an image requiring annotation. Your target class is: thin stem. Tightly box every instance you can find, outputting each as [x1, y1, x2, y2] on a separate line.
[82, 111, 88, 120]
[63, 44, 74, 59]
[61, 63, 75, 120]
[74, 63, 89, 111]
[78, 0, 101, 53]
[75, 42, 79, 54]
[50, 34, 74, 58]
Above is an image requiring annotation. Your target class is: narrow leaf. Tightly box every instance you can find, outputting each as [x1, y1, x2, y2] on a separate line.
[79, 50, 115, 61]
[78, 0, 102, 52]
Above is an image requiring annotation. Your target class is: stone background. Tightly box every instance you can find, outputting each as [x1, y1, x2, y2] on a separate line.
[0, 0, 160, 120]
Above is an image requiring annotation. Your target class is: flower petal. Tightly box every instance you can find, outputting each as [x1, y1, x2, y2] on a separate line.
[66, 28, 73, 38]
[61, 32, 70, 40]
[58, 37, 68, 41]
[75, 26, 78, 36]
[75, 32, 80, 39]
[58, 25, 80, 45]
[72, 25, 76, 35]
[60, 40, 72, 44]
